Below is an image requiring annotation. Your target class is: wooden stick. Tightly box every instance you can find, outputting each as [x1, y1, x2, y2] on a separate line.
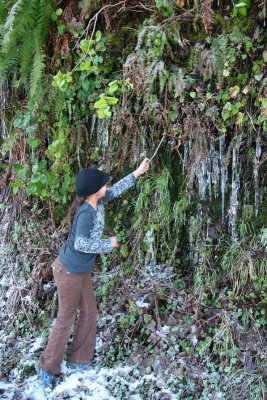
[149, 135, 166, 161]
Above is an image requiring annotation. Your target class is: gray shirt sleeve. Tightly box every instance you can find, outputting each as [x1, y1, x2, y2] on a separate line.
[101, 172, 136, 204]
[74, 209, 113, 254]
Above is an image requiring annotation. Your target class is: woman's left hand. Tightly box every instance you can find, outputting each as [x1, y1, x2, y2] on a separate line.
[133, 158, 151, 178]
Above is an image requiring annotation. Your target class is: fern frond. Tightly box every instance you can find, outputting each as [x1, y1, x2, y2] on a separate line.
[168, 69, 185, 99]
[0, 0, 52, 98]
[0, 46, 20, 80]
[0, 1, 14, 25]
[2, 0, 23, 46]
[52, 92, 68, 121]
[29, 32, 46, 99]
[19, 34, 32, 82]
[200, 0, 214, 33]
[35, 0, 53, 43]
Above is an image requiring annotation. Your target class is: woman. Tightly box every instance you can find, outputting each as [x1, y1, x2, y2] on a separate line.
[35, 158, 150, 388]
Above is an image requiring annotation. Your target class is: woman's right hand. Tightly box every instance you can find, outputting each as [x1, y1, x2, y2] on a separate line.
[110, 236, 120, 248]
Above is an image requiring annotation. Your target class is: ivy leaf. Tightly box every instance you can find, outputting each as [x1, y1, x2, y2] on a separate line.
[64, 72, 73, 83]
[231, 103, 240, 115]
[120, 244, 129, 258]
[81, 60, 91, 71]
[95, 31, 102, 41]
[97, 109, 106, 119]
[80, 39, 89, 52]
[223, 102, 232, 111]
[57, 24, 65, 35]
[236, 112, 244, 125]
[229, 86, 240, 98]
[104, 109, 112, 117]
[81, 80, 90, 92]
[94, 99, 108, 109]
[106, 96, 118, 105]
[234, 2, 247, 7]
[223, 69, 230, 77]
[168, 110, 178, 122]
[109, 81, 119, 93]
[26, 137, 41, 148]
[51, 12, 58, 21]
[222, 102, 232, 120]
[242, 85, 250, 94]
[199, 103, 205, 111]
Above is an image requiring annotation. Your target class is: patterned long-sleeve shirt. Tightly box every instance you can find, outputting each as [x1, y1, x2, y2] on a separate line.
[59, 172, 136, 273]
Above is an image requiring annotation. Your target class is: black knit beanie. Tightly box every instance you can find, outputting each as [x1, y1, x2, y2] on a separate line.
[75, 167, 110, 197]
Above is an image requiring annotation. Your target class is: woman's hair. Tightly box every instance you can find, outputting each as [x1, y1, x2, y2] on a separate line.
[66, 196, 86, 226]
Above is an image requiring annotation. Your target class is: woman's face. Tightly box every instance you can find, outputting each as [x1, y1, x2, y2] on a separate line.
[97, 184, 107, 198]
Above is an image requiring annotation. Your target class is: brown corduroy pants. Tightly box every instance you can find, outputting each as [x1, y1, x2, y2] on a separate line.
[38, 257, 98, 374]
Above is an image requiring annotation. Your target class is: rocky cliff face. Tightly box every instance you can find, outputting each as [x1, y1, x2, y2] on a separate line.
[0, 1, 266, 398]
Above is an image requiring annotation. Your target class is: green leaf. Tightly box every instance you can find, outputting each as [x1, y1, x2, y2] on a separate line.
[189, 92, 196, 98]
[104, 109, 112, 117]
[168, 110, 178, 122]
[120, 244, 129, 258]
[14, 163, 22, 173]
[95, 31, 102, 41]
[80, 39, 89, 52]
[51, 12, 58, 21]
[223, 69, 230, 77]
[109, 81, 119, 94]
[223, 102, 232, 111]
[236, 112, 244, 125]
[57, 24, 65, 35]
[229, 86, 240, 98]
[97, 109, 106, 119]
[81, 61, 91, 71]
[26, 137, 41, 148]
[81, 80, 90, 91]
[94, 99, 108, 109]
[234, 2, 247, 6]
[232, 103, 240, 115]
[199, 103, 205, 112]
[66, 73, 73, 83]
[106, 96, 118, 105]
[56, 8, 63, 16]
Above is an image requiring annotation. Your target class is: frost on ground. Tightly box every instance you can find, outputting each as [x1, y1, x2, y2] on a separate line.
[0, 332, 179, 400]
[0, 345, 178, 400]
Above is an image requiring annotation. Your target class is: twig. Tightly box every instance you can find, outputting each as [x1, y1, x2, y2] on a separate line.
[246, 111, 257, 132]
[77, 1, 126, 44]
[150, 134, 166, 161]
[71, 1, 126, 73]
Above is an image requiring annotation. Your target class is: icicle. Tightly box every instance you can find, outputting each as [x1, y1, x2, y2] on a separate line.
[206, 217, 211, 240]
[0, 82, 8, 141]
[189, 215, 196, 264]
[189, 204, 204, 265]
[144, 227, 157, 273]
[196, 156, 208, 200]
[90, 114, 97, 139]
[97, 117, 110, 157]
[253, 136, 261, 217]
[210, 143, 220, 199]
[182, 142, 188, 174]
[207, 154, 212, 202]
[228, 143, 240, 242]
[219, 135, 228, 222]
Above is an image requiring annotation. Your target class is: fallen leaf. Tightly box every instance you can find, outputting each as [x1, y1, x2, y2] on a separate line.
[176, 0, 185, 7]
